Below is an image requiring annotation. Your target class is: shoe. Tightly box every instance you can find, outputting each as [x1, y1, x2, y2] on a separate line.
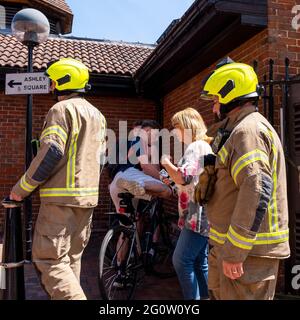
[113, 272, 133, 289]
[113, 273, 126, 288]
[117, 178, 146, 196]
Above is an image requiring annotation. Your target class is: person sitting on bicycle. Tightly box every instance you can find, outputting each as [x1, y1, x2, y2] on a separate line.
[109, 119, 172, 213]
[108, 120, 172, 288]
[161, 107, 212, 300]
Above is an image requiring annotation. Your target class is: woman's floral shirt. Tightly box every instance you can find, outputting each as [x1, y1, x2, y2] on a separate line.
[176, 140, 212, 237]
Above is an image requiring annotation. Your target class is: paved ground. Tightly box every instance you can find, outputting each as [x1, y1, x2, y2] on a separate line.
[2, 232, 182, 300]
[2, 235, 300, 300]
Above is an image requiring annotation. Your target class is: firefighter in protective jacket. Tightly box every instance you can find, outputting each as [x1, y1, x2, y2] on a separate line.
[10, 58, 107, 300]
[196, 57, 290, 300]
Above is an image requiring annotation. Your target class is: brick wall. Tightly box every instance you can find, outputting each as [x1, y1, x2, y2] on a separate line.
[0, 92, 157, 233]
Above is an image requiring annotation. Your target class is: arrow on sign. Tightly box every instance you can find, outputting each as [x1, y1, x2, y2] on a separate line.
[8, 80, 22, 88]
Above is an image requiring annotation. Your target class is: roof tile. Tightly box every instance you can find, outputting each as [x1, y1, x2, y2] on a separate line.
[0, 34, 154, 76]
[37, 0, 73, 15]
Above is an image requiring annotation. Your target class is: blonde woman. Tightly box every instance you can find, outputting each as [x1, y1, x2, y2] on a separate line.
[161, 108, 212, 300]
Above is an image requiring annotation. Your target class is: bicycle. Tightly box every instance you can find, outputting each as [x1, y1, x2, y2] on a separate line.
[98, 192, 179, 300]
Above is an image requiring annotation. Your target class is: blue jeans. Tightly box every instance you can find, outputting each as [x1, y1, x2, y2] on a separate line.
[172, 227, 209, 300]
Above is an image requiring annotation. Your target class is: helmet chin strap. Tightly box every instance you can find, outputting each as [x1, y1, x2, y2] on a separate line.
[220, 102, 237, 116]
[219, 98, 259, 119]
[217, 110, 227, 121]
[52, 84, 91, 98]
[51, 90, 60, 102]
[52, 89, 82, 102]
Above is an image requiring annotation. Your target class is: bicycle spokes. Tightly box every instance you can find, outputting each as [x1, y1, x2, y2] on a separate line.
[99, 227, 138, 300]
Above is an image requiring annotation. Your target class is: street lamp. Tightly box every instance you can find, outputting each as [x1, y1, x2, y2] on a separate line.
[0, 8, 49, 301]
[12, 8, 50, 164]
[11, 8, 49, 262]
[12, 8, 50, 46]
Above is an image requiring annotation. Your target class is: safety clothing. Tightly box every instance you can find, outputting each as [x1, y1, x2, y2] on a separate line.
[12, 96, 107, 207]
[208, 246, 279, 300]
[194, 154, 217, 205]
[32, 203, 93, 300]
[12, 95, 106, 300]
[45, 58, 90, 93]
[206, 104, 290, 263]
[201, 58, 260, 105]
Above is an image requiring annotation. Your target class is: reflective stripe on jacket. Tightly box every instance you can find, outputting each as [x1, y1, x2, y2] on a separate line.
[207, 104, 290, 262]
[12, 97, 107, 207]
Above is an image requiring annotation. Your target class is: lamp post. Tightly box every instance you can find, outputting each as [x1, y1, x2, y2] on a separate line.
[9, 8, 50, 290]
[1, 8, 49, 300]
[12, 8, 50, 263]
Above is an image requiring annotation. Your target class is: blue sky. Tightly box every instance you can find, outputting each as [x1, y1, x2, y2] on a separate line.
[67, 0, 195, 44]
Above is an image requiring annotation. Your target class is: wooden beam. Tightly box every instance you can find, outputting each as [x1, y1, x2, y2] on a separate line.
[214, 0, 267, 16]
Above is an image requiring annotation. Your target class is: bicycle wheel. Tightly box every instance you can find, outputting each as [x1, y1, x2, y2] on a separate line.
[147, 243, 175, 278]
[150, 211, 180, 278]
[98, 225, 138, 300]
[160, 211, 180, 249]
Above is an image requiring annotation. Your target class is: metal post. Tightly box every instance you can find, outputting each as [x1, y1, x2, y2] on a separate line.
[269, 59, 274, 126]
[0, 200, 25, 300]
[24, 44, 34, 262]
[282, 57, 293, 294]
[283, 58, 290, 154]
[263, 74, 268, 118]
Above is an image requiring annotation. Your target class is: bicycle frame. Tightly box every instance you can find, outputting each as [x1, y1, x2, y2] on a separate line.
[99, 195, 178, 300]
[125, 222, 143, 269]
[119, 203, 158, 271]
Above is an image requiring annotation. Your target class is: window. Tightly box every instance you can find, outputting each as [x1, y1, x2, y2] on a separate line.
[0, 5, 5, 29]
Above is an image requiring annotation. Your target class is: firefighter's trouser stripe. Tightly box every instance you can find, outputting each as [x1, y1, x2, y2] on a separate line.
[218, 146, 228, 164]
[66, 105, 79, 188]
[40, 188, 99, 197]
[20, 175, 37, 192]
[209, 227, 289, 247]
[231, 149, 270, 185]
[40, 125, 68, 145]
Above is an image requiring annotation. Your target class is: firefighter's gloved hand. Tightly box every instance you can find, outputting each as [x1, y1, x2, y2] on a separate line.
[194, 154, 217, 205]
